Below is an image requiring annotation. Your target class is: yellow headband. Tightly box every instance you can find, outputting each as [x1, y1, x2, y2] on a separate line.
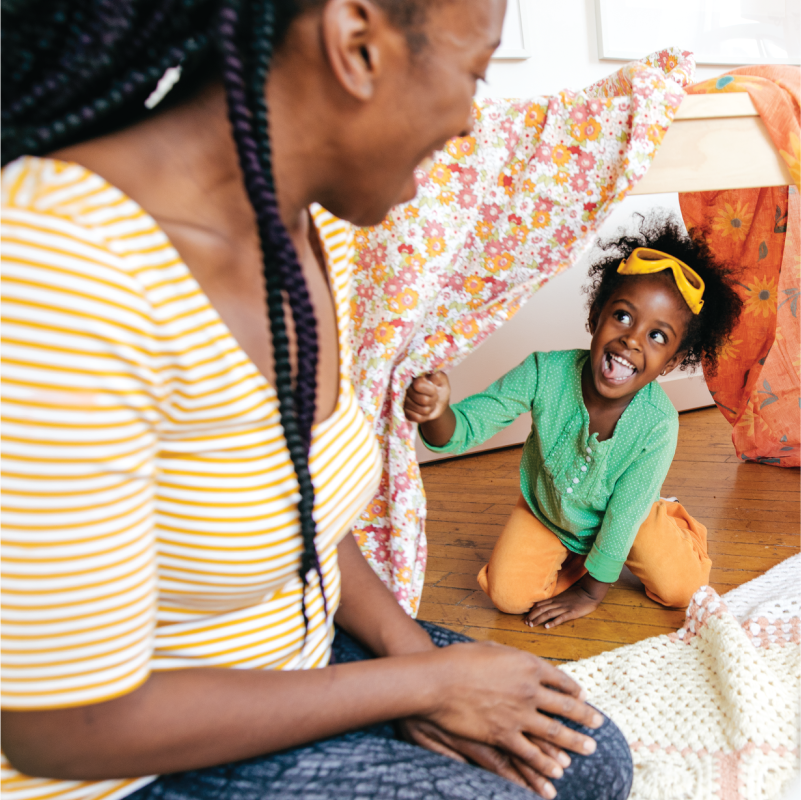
[617, 248, 705, 315]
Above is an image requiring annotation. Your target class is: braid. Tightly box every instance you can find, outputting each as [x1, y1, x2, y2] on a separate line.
[217, 0, 325, 632]
[2, 0, 327, 637]
[249, 0, 319, 451]
[2, 0, 215, 165]
[20, 0, 181, 121]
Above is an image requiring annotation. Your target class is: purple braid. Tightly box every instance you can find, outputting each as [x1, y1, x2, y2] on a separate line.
[217, 0, 326, 635]
[249, 0, 319, 451]
[4, 0, 179, 126]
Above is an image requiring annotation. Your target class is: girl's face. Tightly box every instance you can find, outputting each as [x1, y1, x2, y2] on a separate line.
[588, 274, 691, 403]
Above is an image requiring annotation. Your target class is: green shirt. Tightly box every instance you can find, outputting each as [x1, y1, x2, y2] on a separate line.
[423, 349, 679, 583]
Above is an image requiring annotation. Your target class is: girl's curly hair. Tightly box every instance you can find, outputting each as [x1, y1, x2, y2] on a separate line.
[584, 211, 743, 377]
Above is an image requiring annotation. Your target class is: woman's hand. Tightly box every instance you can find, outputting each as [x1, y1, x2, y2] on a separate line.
[335, 534, 582, 797]
[420, 640, 601, 793]
[404, 372, 451, 423]
[525, 576, 610, 629]
[336, 534, 583, 797]
[399, 717, 573, 799]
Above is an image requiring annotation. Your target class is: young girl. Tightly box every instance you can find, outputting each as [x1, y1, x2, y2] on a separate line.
[405, 216, 742, 628]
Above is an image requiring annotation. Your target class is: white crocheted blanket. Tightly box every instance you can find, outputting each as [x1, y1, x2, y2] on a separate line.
[562, 555, 801, 800]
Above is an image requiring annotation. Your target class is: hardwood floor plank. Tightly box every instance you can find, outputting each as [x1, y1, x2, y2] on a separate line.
[434, 572, 484, 590]
[704, 530, 800, 547]
[425, 522, 800, 550]
[425, 510, 515, 526]
[419, 603, 678, 646]
[419, 585, 474, 606]
[458, 626, 627, 660]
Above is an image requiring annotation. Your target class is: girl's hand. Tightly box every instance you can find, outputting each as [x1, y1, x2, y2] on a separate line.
[422, 640, 602, 791]
[399, 717, 573, 799]
[404, 372, 451, 423]
[525, 576, 610, 629]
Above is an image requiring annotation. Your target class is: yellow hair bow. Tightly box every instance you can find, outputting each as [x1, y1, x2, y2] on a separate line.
[617, 248, 705, 315]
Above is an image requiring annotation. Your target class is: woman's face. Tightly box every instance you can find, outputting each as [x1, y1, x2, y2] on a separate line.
[321, 0, 507, 226]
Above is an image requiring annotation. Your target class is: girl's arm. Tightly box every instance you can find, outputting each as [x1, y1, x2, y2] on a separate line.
[405, 353, 542, 452]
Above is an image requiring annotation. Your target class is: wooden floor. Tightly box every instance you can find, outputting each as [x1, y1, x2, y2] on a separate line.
[418, 407, 800, 664]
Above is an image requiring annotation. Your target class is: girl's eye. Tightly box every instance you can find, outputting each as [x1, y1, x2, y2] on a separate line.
[614, 311, 631, 324]
[650, 330, 667, 345]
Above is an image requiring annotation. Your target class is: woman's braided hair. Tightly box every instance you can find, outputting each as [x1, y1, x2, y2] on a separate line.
[2, 0, 430, 635]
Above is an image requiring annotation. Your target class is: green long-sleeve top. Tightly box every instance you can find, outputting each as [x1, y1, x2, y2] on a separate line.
[423, 349, 679, 583]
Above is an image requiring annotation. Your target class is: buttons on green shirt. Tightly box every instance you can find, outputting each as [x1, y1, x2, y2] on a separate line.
[422, 349, 679, 584]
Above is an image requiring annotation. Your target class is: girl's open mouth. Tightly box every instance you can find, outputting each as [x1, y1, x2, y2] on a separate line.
[602, 352, 637, 383]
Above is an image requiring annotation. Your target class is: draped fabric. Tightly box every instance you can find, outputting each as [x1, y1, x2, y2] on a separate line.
[679, 67, 800, 468]
[349, 50, 695, 614]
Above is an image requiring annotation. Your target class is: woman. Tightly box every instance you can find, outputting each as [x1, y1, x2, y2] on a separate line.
[1, 2, 633, 799]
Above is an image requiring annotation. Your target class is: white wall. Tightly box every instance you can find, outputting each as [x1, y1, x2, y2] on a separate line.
[417, 0, 740, 464]
[481, 0, 733, 99]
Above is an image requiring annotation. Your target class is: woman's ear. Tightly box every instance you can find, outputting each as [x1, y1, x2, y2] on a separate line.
[321, 0, 396, 102]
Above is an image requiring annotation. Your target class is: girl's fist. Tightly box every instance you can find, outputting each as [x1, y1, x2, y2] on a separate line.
[404, 372, 451, 423]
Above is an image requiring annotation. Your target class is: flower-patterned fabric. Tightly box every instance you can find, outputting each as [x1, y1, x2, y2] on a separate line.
[350, 50, 695, 615]
[679, 67, 800, 468]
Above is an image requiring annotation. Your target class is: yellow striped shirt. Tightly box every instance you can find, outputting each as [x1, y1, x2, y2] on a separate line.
[1, 156, 382, 800]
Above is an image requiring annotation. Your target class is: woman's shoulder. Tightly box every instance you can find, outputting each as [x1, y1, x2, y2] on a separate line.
[2, 156, 175, 321]
[4, 156, 117, 225]
[3, 156, 162, 272]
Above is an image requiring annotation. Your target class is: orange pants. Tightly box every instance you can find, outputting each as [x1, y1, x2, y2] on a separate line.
[477, 496, 712, 613]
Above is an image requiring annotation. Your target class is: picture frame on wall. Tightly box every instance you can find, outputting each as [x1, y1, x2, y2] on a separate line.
[491, 0, 531, 60]
[595, 0, 801, 65]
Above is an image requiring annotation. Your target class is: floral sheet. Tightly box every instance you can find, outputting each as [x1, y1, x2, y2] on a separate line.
[350, 50, 695, 614]
[679, 66, 800, 467]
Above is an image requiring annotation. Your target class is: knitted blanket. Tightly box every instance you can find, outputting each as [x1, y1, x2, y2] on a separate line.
[562, 555, 800, 800]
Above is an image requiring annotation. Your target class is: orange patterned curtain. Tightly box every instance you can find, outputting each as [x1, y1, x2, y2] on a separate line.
[679, 67, 800, 467]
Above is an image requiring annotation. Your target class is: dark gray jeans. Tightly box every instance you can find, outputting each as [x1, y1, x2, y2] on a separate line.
[126, 622, 632, 800]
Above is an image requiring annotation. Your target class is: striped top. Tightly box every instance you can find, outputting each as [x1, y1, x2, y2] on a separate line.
[1, 156, 382, 800]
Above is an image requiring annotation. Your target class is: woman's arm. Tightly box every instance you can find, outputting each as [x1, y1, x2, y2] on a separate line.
[335, 532, 584, 798]
[3, 536, 602, 785]
[335, 529, 437, 656]
[1, 649, 443, 780]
